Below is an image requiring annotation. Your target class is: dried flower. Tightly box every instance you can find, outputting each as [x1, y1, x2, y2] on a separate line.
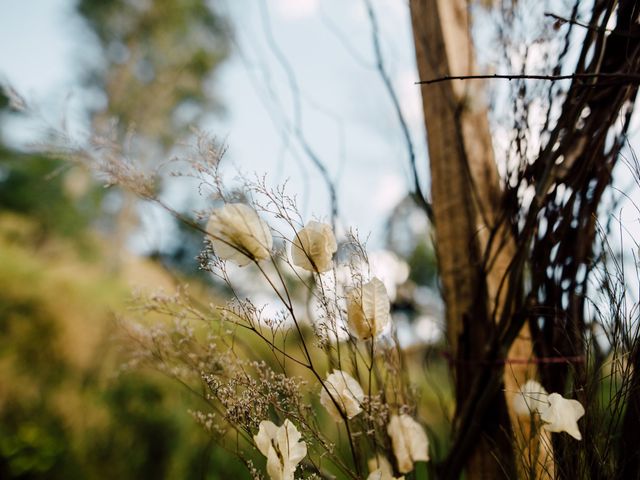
[206, 203, 273, 266]
[320, 370, 364, 422]
[254, 419, 307, 480]
[387, 414, 430, 474]
[367, 455, 405, 480]
[291, 221, 337, 273]
[539, 392, 585, 440]
[347, 277, 391, 340]
[513, 379, 549, 416]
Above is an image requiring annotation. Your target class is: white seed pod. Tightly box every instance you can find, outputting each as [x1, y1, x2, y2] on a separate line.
[387, 414, 430, 474]
[347, 277, 391, 340]
[254, 419, 307, 480]
[512, 379, 549, 416]
[290, 221, 337, 273]
[539, 393, 585, 440]
[320, 369, 364, 422]
[206, 203, 272, 266]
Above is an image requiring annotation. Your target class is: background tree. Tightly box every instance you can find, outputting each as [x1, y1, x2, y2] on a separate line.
[77, 0, 229, 275]
[410, 0, 640, 478]
[0, 1, 239, 477]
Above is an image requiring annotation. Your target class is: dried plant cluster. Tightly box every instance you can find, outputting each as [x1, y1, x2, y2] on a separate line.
[91, 136, 426, 479]
[83, 134, 594, 480]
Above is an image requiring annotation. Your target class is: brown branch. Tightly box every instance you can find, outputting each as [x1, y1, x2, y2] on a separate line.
[364, 0, 434, 222]
[544, 12, 640, 38]
[416, 72, 640, 85]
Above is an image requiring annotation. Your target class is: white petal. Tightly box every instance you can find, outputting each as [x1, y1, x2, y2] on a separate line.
[291, 221, 337, 272]
[540, 393, 585, 440]
[513, 379, 549, 416]
[388, 415, 413, 474]
[320, 386, 344, 422]
[256, 419, 306, 480]
[340, 370, 365, 417]
[278, 419, 307, 466]
[266, 445, 286, 480]
[347, 277, 391, 340]
[254, 420, 279, 458]
[320, 370, 364, 421]
[207, 203, 272, 265]
[347, 291, 371, 340]
[362, 278, 390, 334]
[367, 455, 393, 476]
[367, 456, 405, 480]
[399, 414, 430, 463]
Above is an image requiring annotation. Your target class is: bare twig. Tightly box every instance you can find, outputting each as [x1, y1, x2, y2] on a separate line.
[364, 0, 433, 222]
[417, 72, 640, 85]
[544, 12, 640, 38]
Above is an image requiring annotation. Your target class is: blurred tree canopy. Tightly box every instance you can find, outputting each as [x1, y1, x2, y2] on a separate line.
[0, 0, 239, 478]
[78, 0, 230, 147]
[74, 0, 230, 275]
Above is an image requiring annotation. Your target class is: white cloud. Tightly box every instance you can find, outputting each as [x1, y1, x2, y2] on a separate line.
[396, 69, 423, 130]
[275, 0, 319, 21]
[373, 172, 406, 212]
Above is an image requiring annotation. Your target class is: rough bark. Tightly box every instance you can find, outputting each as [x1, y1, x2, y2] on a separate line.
[409, 0, 550, 477]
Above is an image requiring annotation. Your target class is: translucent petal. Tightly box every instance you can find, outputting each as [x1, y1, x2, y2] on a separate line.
[540, 393, 585, 440]
[367, 455, 405, 480]
[388, 415, 413, 473]
[513, 379, 549, 416]
[400, 415, 429, 462]
[207, 203, 272, 266]
[266, 447, 285, 480]
[320, 370, 364, 421]
[255, 419, 306, 480]
[388, 414, 430, 474]
[279, 419, 307, 466]
[291, 221, 337, 272]
[347, 277, 391, 340]
[254, 420, 279, 458]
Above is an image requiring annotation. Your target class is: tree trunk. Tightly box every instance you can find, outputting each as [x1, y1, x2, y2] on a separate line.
[409, 0, 551, 477]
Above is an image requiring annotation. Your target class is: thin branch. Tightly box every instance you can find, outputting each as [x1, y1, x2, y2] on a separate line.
[258, 0, 339, 227]
[364, 0, 433, 222]
[544, 12, 640, 39]
[417, 72, 640, 85]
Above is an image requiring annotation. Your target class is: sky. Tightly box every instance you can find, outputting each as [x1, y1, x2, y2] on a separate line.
[3, 0, 638, 270]
[3, 0, 640, 345]
[0, 0, 428, 248]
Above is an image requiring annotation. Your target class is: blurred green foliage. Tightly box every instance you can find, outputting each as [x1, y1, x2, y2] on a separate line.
[0, 209, 248, 479]
[78, 0, 229, 145]
[74, 0, 230, 276]
[0, 149, 98, 242]
[408, 239, 439, 289]
[0, 0, 239, 476]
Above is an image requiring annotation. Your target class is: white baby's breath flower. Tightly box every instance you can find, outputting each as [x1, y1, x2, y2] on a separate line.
[539, 392, 585, 440]
[290, 221, 337, 272]
[387, 414, 430, 474]
[367, 455, 405, 480]
[206, 203, 273, 266]
[347, 277, 391, 340]
[320, 370, 364, 422]
[254, 419, 307, 480]
[513, 379, 549, 416]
